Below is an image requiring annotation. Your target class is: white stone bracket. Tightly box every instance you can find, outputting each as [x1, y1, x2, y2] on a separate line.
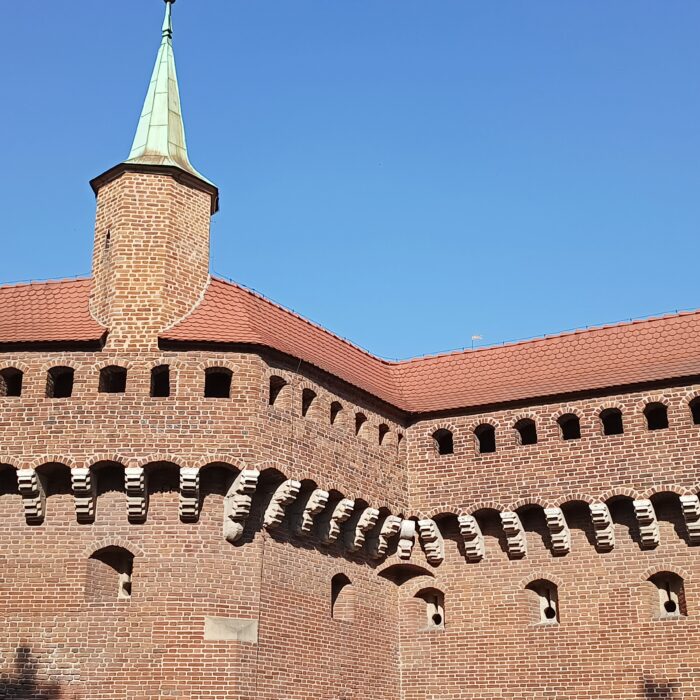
[296, 488, 330, 536]
[71, 467, 96, 524]
[418, 518, 445, 565]
[223, 469, 260, 544]
[680, 494, 700, 545]
[590, 502, 615, 551]
[347, 507, 380, 552]
[179, 467, 200, 523]
[458, 514, 485, 563]
[368, 515, 402, 559]
[633, 499, 660, 549]
[17, 468, 45, 524]
[319, 498, 355, 544]
[500, 511, 527, 559]
[264, 479, 302, 530]
[544, 507, 571, 555]
[397, 519, 416, 560]
[125, 467, 148, 523]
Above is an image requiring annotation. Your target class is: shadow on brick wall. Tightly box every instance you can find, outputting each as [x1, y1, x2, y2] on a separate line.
[0, 647, 61, 700]
[643, 677, 681, 699]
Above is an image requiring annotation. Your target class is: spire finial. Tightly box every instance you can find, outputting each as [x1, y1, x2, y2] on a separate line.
[162, 0, 175, 40]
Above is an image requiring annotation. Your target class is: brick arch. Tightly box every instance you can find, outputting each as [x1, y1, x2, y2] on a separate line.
[39, 359, 81, 373]
[637, 394, 671, 412]
[83, 454, 127, 469]
[640, 564, 691, 583]
[518, 571, 565, 589]
[423, 505, 460, 520]
[197, 359, 238, 373]
[401, 574, 443, 599]
[466, 417, 500, 432]
[28, 455, 80, 470]
[0, 361, 30, 374]
[642, 484, 690, 499]
[130, 454, 184, 469]
[511, 498, 551, 511]
[428, 422, 458, 437]
[510, 412, 537, 429]
[0, 456, 21, 470]
[92, 359, 134, 372]
[467, 501, 505, 515]
[551, 406, 584, 422]
[553, 493, 596, 507]
[600, 487, 640, 502]
[193, 454, 248, 471]
[84, 537, 145, 558]
[144, 358, 185, 371]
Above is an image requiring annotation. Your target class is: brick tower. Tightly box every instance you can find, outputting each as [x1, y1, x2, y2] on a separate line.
[88, 0, 218, 350]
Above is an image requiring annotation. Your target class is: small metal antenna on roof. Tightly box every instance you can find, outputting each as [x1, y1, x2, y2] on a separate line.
[471, 335, 483, 350]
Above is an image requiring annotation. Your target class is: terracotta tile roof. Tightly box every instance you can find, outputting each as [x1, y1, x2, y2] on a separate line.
[163, 278, 700, 413]
[0, 278, 105, 344]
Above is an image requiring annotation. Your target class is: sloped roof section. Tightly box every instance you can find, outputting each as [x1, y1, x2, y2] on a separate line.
[0, 279, 105, 344]
[163, 278, 700, 413]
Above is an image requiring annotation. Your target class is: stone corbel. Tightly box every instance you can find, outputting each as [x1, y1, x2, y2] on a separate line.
[17, 468, 44, 524]
[397, 519, 416, 560]
[589, 502, 615, 551]
[263, 479, 302, 529]
[296, 488, 330, 536]
[500, 511, 527, 559]
[179, 467, 200, 522]
[633, 499, 660, 549]
[680, 494, 700, 544]
[544, 507, 571, 555]
[368, 514, 402, 559]
[418, 518, 445, 565]
[125, 467, 147, 523]
[319, 498, 355, 544]
[223, 469, 260, 543]
[71, 467, 95, 524]
[347, 507, 380, 552]
[458, 514, 485, 562]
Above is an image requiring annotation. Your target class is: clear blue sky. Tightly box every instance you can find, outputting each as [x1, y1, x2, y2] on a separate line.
[1, 2, 698, 359]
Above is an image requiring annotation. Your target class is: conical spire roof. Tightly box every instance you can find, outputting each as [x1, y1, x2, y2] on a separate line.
[125, 0, 212, 185]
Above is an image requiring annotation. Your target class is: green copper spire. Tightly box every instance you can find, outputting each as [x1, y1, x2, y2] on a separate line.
[125, 0, 211, 185]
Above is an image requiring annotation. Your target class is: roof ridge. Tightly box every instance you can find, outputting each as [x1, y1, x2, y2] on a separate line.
[0, 276, 91, 291]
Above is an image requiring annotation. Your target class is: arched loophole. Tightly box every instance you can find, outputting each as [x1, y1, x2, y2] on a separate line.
[648, 572, 686, 618]
[558, 413, 581, 441]
[99, 366, 127, 394]
[600, 408, 624, 436]
[330, 401, 343, 425]
[432, 429, 454, 455]
[204, 368, 232, 399]
[474, 424, 496, 454]
[526, 579, 559, 624]
[378, 424, 390, 445]
[86, 546, 134, 602]
[331, 574, 355, 622]
[301, 388, 316, 417]
[0, 368, 23, 397]
[46, 367, 74, 399]
[268, 376, 287, 406]
[415, 588, 445, 630]
[644, 403, 669, 431]
[355, 413, 367, 437]
[515, 419, 537, 446]
[150, 365, 170, 398]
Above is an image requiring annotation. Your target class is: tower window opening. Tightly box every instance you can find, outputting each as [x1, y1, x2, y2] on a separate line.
[355, 412, 367, 436]
[331, 574, 355, 622]
[515, 419, 537, 446]
[269, 376, 287, 406]
[46, 367, 74, 399]
[150, 365, 170, 398]
[378, 424, 390, 445]
[86, 546, 134, 602]
[204, 368, 232, 398]
[330, 401, 343, 425]
[432, 429, 454, 455]
[301, 388, 316, 417]
[644, 402, 669, 431]
[558, 414, 581, 441]
[600, 408, 624, 435]
[474, 424, 496, 454]
[0, 368, 23, 397]
[415, 588, 445, 630]
[689, 398, 700, 425]
[99, 366, 127, 394]
[648, 572, 686, 618]
[526, 580, 559, 624]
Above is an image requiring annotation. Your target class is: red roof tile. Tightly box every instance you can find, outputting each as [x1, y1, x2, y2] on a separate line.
[0, 279, 105, 344]
[163, 278, 700, 413]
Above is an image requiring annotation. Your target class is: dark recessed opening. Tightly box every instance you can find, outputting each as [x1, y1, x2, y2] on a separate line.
[644, 403, 669, 431]
[474, 424, 496, 454]
[664, 599, 677, 614]
[269, 376, 287, 406]
[544, 606, 557, 620]
[559, 414, 581, 441]
[601, 408, 624, 435]
[0, 368, 23, 397]
[46, 367, 74, 399]
[690, 398, 700, 425]
[431, 613, 443, 626]
[433, 429, 454, 455]
[378, 424, 390, 445]
[204, 368, 232, 398]
[355, 413, 367, 436]
[150, 365, 170, 398]
[515, 419, 537, 446]
[301, 388, 316, 417]
[330, 401, 343, 425]
[99, 366, 127, 394]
